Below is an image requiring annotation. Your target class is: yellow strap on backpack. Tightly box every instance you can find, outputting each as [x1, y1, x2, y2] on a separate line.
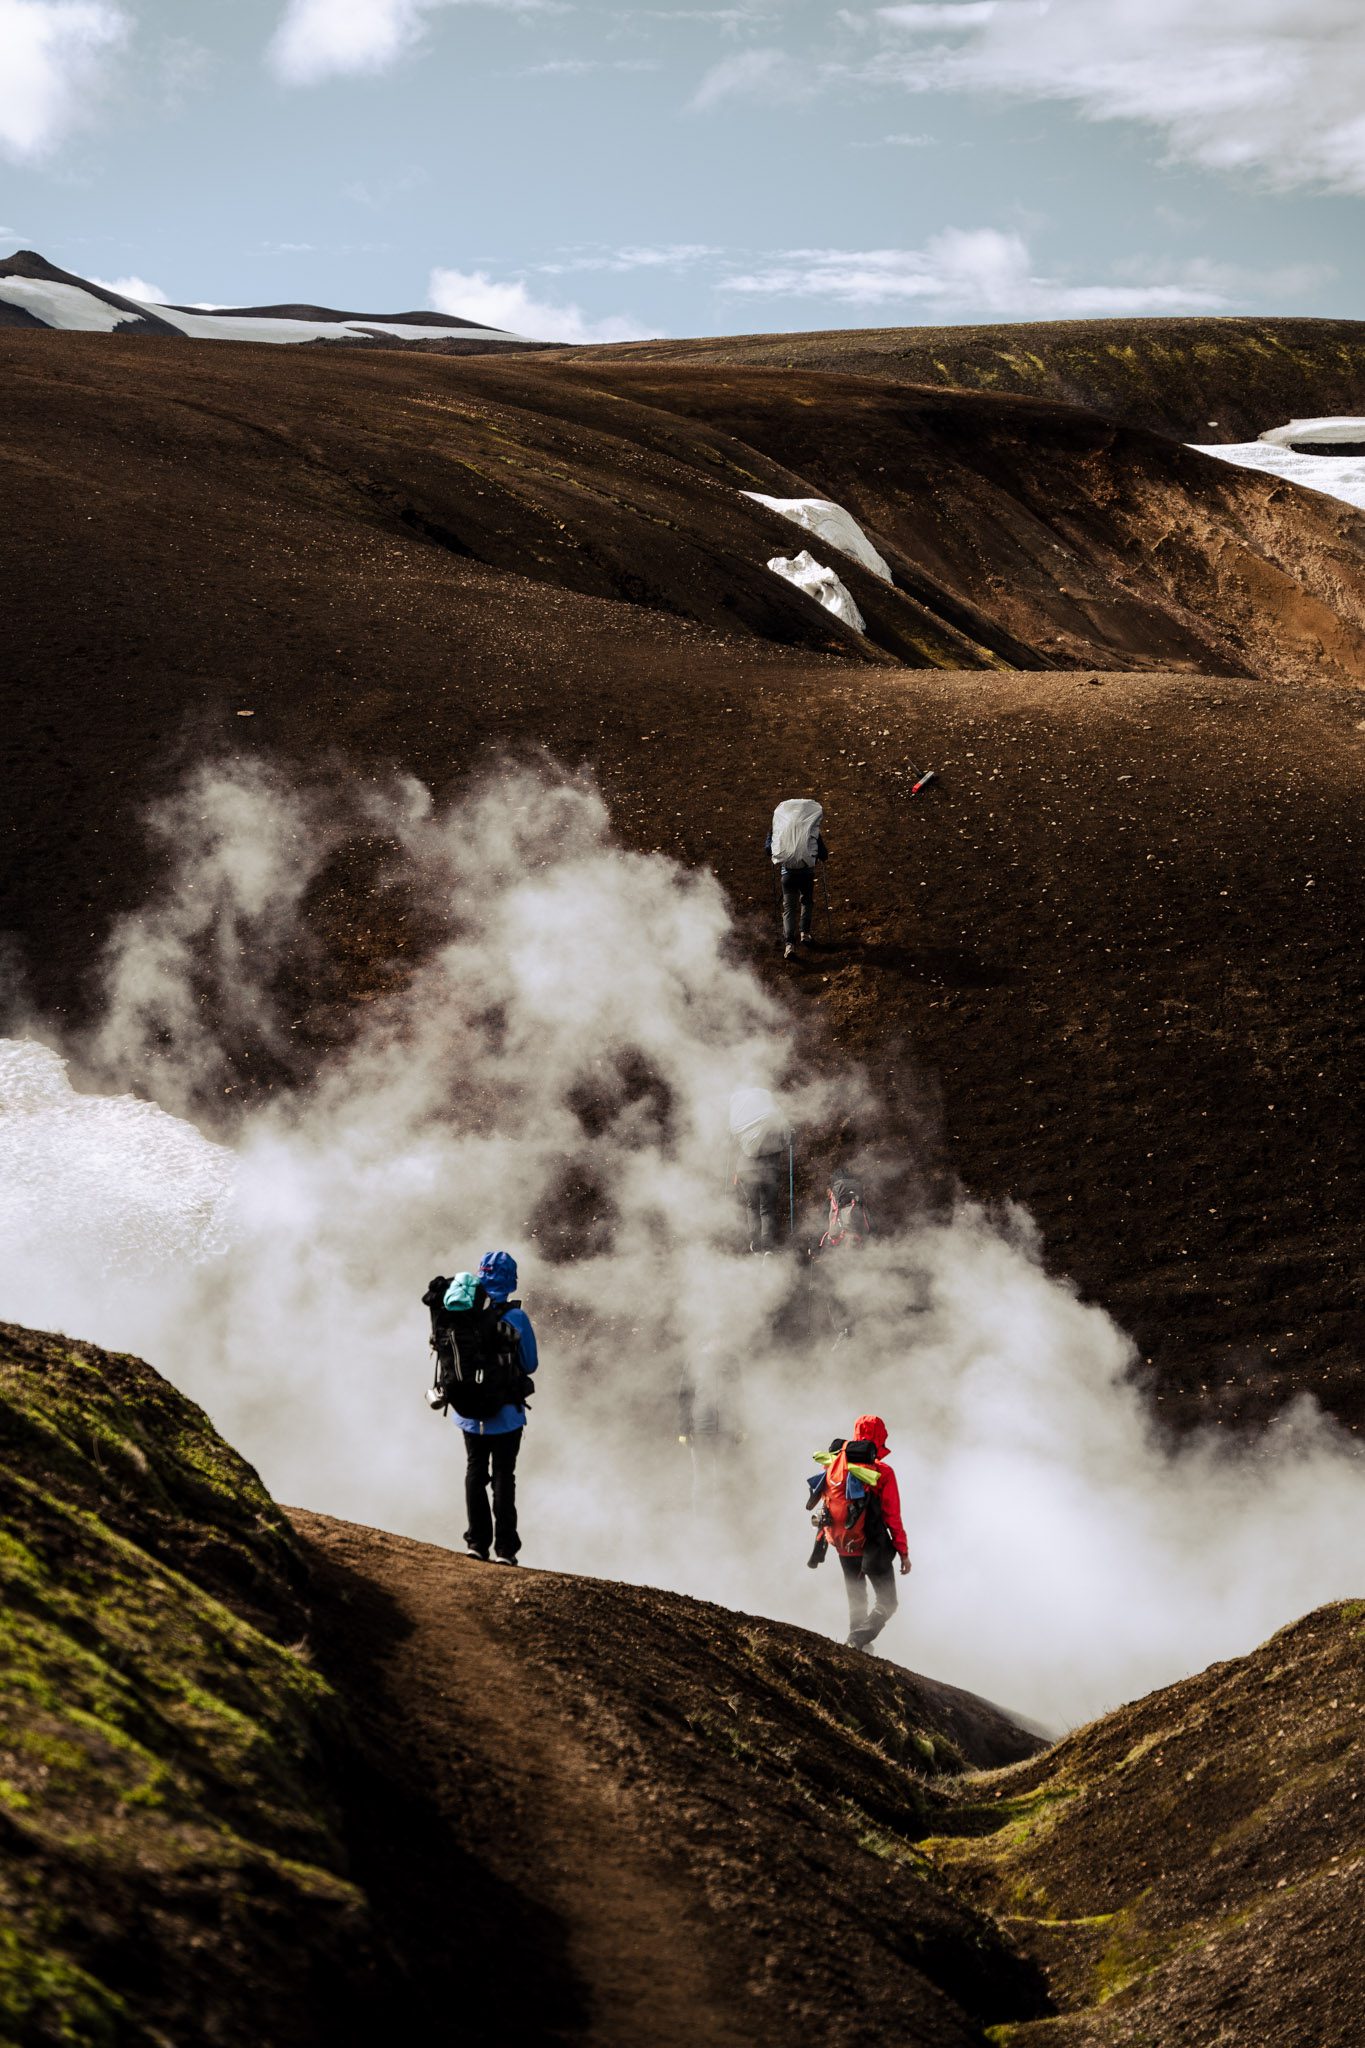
[811, 1449, 880, 1487]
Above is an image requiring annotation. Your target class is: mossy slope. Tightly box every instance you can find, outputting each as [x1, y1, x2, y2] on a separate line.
[923, 1602, 1365, 2047]
[0, 1322, 367, 2048]
[578, 316, 1365, 443]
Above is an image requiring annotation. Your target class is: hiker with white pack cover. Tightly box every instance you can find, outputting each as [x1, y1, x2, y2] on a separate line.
[422, 1249, 538, 1564]
[766, 797, 828, 960]
[728, 1085, 794, 1251]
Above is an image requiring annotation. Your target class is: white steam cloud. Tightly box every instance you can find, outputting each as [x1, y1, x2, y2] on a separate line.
[3, 759, 1362, 1731]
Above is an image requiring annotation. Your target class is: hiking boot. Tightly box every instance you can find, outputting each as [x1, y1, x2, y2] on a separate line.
[493, 1555, 519, 1567]
[783, 942, 796, 959]
[464, 1547, 490, 1562]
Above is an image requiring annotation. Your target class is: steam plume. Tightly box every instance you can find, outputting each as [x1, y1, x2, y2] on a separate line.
[2, 759, 1361, 1728]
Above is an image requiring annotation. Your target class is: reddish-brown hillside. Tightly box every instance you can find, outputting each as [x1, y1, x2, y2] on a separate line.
[2, 333, 1363, 1424]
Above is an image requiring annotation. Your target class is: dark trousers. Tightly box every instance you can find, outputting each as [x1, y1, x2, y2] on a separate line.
[463, 1428, 522, 1559]
[839, 1550, 898, 1648]
[737, 1164, 784, 1249]
[781, 867, 816, 944]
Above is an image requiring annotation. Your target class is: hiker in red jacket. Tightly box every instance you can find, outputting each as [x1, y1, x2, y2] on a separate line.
[809, 1412, 910, 1651]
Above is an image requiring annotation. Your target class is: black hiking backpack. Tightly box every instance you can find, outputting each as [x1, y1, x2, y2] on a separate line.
[422, 1276, 533, 1423]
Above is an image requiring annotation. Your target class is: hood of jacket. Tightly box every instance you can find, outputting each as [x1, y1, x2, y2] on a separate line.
[478, 1249, 518, 1302]
[853, 1413, 889, 1458]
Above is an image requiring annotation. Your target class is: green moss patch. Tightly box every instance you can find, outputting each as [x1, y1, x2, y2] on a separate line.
[0, 1322, 368, 2046]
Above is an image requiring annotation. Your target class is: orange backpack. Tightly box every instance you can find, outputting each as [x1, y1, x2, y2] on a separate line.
[807, 1437, 883, 1560]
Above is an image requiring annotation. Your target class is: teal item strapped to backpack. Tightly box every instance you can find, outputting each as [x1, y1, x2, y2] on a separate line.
[443, 1271, 479, 1311]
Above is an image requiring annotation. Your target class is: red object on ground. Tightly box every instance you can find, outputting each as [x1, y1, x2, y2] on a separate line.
[910, 770, 936, 796]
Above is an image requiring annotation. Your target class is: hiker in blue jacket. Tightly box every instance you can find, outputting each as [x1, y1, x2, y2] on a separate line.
[456, 1249, 538, 1564]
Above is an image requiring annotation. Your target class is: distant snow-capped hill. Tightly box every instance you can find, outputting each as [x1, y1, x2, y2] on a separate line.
[0, 249, 543, 350]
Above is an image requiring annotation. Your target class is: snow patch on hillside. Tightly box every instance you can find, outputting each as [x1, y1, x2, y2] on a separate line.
[157, 304, 529, 345]
[743, 492, 892, 582]
[766, 550, 866, 632]
[0, 270, 538, 346]
[1259, 416, 1365, 448]
[0, 275, 144, 332]
[1193, 432, 1365, 513]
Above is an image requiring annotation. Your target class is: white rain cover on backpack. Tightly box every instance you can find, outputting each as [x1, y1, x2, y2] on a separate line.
[770, 798, 823, 869]
[728, 1086, 791, 1160]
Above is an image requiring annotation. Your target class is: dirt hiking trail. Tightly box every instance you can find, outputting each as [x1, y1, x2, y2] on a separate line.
[291, 1511, 756, 2048]
[290, 1509, 1046, 2048]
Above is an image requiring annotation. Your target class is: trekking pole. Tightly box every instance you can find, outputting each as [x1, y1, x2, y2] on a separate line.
[770, 862, 784, 953]
[820, 863, 836, 942]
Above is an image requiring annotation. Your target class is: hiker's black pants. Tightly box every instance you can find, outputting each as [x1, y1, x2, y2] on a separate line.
[736, 1165, 783, 1250]
[463, 1427, 522, 1559]
[840, 1550, 898, 1648]
[781, 866, 816, 945]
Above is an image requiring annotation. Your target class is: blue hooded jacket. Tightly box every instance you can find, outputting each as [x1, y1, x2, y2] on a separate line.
[452, 1249, 538, 1436]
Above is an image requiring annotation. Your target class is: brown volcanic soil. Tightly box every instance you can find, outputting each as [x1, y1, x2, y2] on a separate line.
[2, 333, 1364, 1426]
[295, 1513, 1364, 2048]
[292, 1509, 1046, 2048]
[5, 1318, 1360, 2047]
[571, 314, 1365, 444]
[928, 1600, 1365, 2046]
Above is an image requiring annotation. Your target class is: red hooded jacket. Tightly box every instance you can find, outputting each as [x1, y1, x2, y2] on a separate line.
[824, 1414, 908, 1560]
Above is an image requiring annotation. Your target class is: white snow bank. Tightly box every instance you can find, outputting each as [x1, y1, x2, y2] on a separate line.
[1191, 437, 1365, 514]
[0, 1041, 235, 1272]
[1258, 416, 1365, 448]
[766, 550, 866, 632]
[0, 276, 144, 332]
[742, 491, 892, 582]
[0, 272, 539, 346]
[155, 305, 535, 345]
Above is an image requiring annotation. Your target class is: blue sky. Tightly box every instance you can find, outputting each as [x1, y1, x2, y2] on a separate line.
[3, 0, 1365, 339]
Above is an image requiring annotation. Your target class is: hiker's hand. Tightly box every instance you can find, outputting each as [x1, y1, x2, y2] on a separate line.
[899, 1555, 912, 1576]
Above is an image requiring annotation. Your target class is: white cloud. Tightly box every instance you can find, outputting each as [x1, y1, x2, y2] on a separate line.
[849, 129, 931, 147]
[157, 33, 215, 109]
[689, 43, 815, 108]
[268, 0, 565, 86]
[721, 226, 1236, 317]
[269, 0, 428, 83]
[90, 271, 167, 301]
[0, 0, 129, 160]
[876, 0, 1365, 196]
[628, 6, 779, 32]
[428, 264, 653, 341]
[523, 53, 660, 73]
[538, 241, 721, 274]
[878, 1, 998, 23]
